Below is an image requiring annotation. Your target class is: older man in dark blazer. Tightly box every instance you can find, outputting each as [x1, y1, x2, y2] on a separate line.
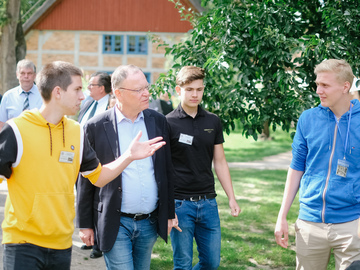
[76, 65, 179, 270]
[78, 72, 112, 125]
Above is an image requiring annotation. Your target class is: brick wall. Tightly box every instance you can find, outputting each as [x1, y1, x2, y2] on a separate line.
[23, 30, 188, 82]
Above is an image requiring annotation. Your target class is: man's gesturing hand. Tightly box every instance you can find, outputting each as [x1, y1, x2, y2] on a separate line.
[126, 131, 166, 161]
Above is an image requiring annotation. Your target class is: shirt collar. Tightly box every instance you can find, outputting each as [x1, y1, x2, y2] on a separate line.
[176, 104, 205, 119]
[18, 84, 36, 95]
[115, 106, 144, 124]
[96, 94, 110, 107]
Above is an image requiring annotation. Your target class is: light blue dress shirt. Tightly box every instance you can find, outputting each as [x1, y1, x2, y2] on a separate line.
[0, 84, 43, 122]
[115, 108, 158, 214]
[80, 94, 110, 126]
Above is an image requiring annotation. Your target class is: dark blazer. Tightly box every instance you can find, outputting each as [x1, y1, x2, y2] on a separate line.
[76, 107, 175, 252]
[78, 97, 95, 123]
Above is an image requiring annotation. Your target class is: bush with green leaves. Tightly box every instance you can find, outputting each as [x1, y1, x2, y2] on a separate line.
[152, 0, 360, 139]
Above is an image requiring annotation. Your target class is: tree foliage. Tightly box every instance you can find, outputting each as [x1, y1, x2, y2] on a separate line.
[0, 0, 45, 26]
[153, 0, 360, 139]
[0, 0, 46, 92]
[0, 0, 21, 93]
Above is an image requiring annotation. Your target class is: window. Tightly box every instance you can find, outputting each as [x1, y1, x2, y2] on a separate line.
[144, 72, 151, 83]
[102, 71, 113, 75]
[127, 36, 148, 54]
[103, 35, 123, 54]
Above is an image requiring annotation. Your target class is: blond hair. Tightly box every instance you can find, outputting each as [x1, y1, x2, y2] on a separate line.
[314, 59, 354, 85]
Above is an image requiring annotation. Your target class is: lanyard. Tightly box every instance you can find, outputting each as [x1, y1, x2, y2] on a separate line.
[334, 104, 352, 159]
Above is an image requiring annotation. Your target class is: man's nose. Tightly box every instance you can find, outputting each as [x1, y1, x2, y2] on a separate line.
[142, 89, 150, 96]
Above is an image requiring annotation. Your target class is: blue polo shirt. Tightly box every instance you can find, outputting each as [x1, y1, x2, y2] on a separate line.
[166, 104, 224, 198]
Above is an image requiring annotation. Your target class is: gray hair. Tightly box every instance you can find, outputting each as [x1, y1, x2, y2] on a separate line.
[17, 59, 36, 73]
[111, 65, 143, 91]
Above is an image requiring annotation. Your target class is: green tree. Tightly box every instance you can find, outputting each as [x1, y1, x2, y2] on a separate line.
[153, 0, 360, 139]
[0, 0, 22, 93]
[0, 0, 46, 93]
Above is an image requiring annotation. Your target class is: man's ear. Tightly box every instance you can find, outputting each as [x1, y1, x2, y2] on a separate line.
[344, 81, 351, 93]
[100, 85, 106, 94]
[114, 88, 122, 99]
[175, 85, 181, 95]
[52, 86, 62, 100]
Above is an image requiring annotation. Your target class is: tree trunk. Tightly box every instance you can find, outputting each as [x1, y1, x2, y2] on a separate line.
[260, 120, 271, 140]
[0, 0, 21, 95]
[16, 10, 27, 63]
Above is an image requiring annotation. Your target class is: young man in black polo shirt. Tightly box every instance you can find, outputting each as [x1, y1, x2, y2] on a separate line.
[166, 66, 241, 269]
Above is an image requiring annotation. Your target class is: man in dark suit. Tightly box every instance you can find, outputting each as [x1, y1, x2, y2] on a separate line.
[77, 72, 112, 258]
[78, 72, 112, 125]
[76, 65, 180, 270]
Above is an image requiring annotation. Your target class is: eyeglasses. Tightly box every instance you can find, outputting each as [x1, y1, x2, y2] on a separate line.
[88, 84, 102, 88]
[118, 84, 151, 94]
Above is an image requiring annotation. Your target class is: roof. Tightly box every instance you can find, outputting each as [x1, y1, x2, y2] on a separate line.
[23, 0, 203, 34]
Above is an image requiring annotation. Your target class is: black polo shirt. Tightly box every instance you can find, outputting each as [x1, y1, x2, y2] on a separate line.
[166, 104, 224, 199]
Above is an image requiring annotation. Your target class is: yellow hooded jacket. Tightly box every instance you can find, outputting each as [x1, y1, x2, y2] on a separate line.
[0, 109, 102, 249]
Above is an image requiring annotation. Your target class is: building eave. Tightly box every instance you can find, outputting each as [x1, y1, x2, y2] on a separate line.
[188, 0, 204, 12]
[23, 0, 61, 34]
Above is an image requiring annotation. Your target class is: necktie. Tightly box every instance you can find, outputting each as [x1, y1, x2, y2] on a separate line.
[23, 91, 31, 111]
[87, 101, 98, 120]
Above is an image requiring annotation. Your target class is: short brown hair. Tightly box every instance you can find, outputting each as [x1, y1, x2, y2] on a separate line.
[36, 61, 83, 102]
[314, 59, 354, 86]
[176, 66, 205, 86]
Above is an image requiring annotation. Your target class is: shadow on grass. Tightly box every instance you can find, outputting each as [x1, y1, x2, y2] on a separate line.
[151, 169, 300, 269]
[224, 146, 291, 162]
[216, 169, 298, 269]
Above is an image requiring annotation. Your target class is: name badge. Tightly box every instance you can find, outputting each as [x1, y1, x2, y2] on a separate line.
[179, 133, 193, 145]
[336, 159, 349, 178]
[59, 151, 75, 163]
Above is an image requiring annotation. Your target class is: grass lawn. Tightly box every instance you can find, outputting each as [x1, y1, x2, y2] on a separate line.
[151, 169, 299, 269]
[223, 129, 294, 162]
[150, 129, 337, 269]
[150, 129, 338, 269]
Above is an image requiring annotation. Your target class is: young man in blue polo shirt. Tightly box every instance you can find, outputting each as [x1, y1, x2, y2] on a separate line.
[166, 66, 241, 270]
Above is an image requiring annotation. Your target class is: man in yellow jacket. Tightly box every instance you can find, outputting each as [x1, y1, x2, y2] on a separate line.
[0, 61, 166, 270]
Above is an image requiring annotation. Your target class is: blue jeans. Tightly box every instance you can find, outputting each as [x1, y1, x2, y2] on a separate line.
[3, 243, 72, 270]
[170, 198, 221, 270]
[104, 215, 158, 270]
